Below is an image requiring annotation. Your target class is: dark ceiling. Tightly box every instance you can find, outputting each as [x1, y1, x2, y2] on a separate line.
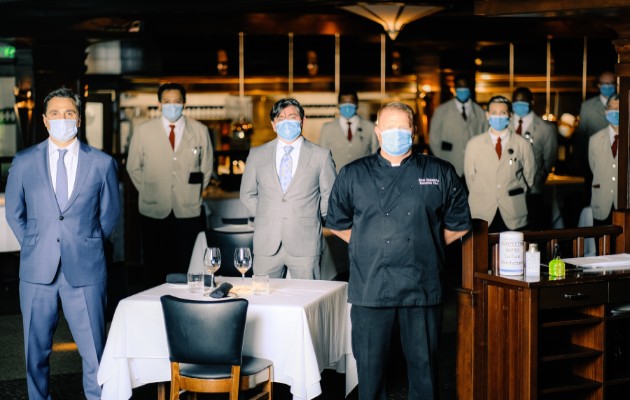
[0, 0, 628, 46]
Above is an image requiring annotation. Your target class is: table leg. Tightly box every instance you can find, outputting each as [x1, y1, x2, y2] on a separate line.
[157, 382, 166, 400]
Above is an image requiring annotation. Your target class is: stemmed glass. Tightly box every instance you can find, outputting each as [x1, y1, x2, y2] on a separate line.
[203, 247, 221, 291]
[233, 247, 252, 290]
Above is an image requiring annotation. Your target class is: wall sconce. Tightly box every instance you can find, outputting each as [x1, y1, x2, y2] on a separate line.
[307, 50, 319, 76]
[217, 49, 229, 76]
[341, 2, 444, 40]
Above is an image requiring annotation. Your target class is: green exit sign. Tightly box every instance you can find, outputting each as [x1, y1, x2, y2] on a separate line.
[0, 45, 15, 59]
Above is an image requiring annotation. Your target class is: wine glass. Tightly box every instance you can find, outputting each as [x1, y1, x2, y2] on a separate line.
[203, 247, 221, 290]
[233, 247, 252, 290]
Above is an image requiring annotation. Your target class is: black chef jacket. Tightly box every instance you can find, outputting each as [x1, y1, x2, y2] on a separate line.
[327, 151, 471, 307]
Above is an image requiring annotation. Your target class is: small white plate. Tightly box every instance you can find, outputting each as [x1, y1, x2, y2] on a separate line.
[166, 283, 188, 289]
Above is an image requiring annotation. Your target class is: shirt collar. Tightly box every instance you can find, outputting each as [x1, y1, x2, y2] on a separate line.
[48, 137, 79, 157]
[162, 115, 184, 131]
[277, 136, 304, 152]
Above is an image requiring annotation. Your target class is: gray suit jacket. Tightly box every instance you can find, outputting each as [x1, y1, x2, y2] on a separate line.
[429, 98, 486, 177]
[319, 116, 378, 172]
[575, 95, 608, 174]
[588, 126, 617, 220]
[240, 138, 337, 257]
[5, 140, 121, 286]
[126, 117, 213, 219]
[464, 131, 536, 230]
[514, 113, 558, 194]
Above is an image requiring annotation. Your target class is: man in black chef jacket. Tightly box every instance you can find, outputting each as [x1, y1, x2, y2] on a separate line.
[326, 101, 472, 400]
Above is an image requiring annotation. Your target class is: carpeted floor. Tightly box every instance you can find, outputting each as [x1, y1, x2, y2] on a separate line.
[0, 256, 457, 400]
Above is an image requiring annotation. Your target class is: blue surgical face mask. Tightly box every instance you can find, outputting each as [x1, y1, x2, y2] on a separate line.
[606, 110, 620, 127]
[512, 101, 530, 118]
[275, 120, 302, 142]
[380, 129, 413, 157]
[162, 103, 184, 122]
[339, 103, 357, 119]
[48, 119, 78, 142]
[600, 84, 616, 98]
[455, 88, 471, 103]
[488, 115, 510, 131]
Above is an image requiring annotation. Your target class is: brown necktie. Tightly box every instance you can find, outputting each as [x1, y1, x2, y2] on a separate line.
[516, 119, 523, 135]
[612, 134, 619, 158]
[169, 124, 175, 150]
[461, 106, 467, 121]
[495, 137, 502, 159]
[347, 121, 352, 142]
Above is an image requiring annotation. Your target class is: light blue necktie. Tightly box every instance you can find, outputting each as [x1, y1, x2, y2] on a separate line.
[279, 146, 293, 193]
[56, 149, 68, 209]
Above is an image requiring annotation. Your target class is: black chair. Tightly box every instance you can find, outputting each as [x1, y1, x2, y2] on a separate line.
[159, 295, 273, 400]
[205, 229, 254, 277]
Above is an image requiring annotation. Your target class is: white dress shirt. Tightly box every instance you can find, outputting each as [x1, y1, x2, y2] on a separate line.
[162, 116, 185, 150]
[338, 115, 359, 137]
[48, 138, 80, 201]
[275, 136, 304, 178]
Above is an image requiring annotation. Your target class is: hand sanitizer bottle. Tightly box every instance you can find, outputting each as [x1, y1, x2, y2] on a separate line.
[525, 243, 540, 277]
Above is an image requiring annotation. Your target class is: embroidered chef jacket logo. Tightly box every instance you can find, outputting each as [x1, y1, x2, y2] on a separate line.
[418, 178, 439, 185]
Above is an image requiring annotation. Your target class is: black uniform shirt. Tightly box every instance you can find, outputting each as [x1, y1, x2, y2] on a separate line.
[327, 151, 471, 307]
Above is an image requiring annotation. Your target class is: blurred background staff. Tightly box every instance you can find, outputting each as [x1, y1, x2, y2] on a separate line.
[126, 82, 213, 285]
[464, 95, 536, 233]
[429, 74, 486, 188]
[588, 93, 620, 226]
[319, 89, 378, 172]
[574, 70, 617, 208]
[511, 87, 558, 230]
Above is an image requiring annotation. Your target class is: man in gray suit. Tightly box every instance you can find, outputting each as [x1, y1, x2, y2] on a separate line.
[5, 88, 121, 400]
[319, 89, 378, 172]
[240, 98, 337, 279]
[126, 83, 213, 283]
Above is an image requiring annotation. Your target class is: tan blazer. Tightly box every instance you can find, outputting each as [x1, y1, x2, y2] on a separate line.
[239, 138, 337, 257]
[464, 131, 536, 230]
[319, 116, 378, 172]
[588, 126, 617, 220]
[126, 117, 213, 219]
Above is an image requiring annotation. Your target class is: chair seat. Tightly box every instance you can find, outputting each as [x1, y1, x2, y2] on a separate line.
[180, 356, 273, 380]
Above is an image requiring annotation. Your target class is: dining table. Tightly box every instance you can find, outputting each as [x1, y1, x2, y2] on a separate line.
[97, 277, 357, 400]
[0, 193, 20, 253]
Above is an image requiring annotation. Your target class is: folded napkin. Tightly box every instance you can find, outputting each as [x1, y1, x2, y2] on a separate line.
[166, 273, 213, 286]
[210, 282, 233, 299]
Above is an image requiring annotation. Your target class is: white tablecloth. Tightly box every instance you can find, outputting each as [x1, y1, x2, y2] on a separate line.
[97, 277, 357, 400]
[0, 194, 20, 252]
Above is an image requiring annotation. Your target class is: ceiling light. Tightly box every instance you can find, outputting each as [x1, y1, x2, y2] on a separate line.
[341, 2, 444, 40]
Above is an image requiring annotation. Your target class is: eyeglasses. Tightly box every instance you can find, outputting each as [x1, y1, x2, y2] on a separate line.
[274, 113, 302, 122]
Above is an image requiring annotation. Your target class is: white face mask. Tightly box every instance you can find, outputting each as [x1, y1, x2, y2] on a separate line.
[48, 119, 78, 142]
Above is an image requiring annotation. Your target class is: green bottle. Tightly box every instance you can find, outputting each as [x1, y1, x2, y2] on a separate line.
[548, 244, 565, 278]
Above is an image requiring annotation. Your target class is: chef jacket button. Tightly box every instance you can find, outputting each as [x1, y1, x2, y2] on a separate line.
[385, 213, 389, 216]
[407, 212, 411, 215]
[386, 240, 390, 244]
[381, 187, 385, 190]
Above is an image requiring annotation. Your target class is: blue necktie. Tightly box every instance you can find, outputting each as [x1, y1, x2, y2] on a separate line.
[279, 146, 294, 193]
[56, 149, 68, 209]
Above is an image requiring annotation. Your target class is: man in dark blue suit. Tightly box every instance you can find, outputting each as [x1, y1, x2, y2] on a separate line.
[5, 88, 121, 400]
